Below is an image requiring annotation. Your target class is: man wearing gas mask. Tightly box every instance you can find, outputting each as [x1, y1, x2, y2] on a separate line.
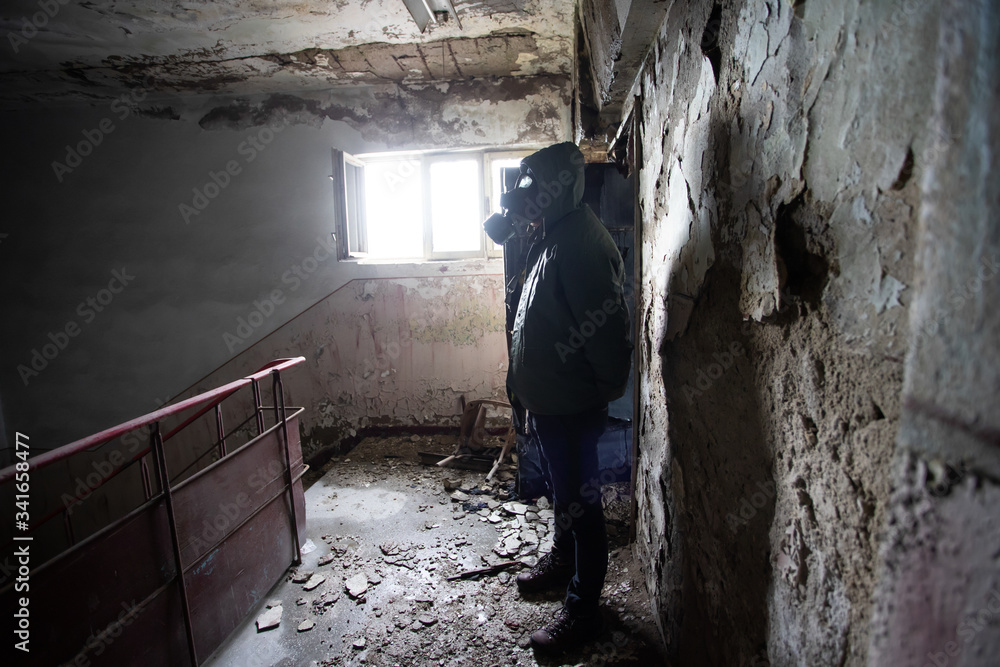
[484, 142, 632, 654]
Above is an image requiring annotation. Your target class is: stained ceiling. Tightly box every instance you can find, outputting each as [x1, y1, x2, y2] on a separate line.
[0, 0, 575, 108]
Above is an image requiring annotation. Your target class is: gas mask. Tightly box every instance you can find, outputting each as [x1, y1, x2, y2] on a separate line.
[483, 167, 540, 245]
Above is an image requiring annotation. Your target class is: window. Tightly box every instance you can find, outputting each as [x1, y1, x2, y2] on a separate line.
[485, 151, 529, 254]
[331, 149, 531, 261]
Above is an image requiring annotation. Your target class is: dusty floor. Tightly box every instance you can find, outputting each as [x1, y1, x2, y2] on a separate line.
[205, 434, 668, 667]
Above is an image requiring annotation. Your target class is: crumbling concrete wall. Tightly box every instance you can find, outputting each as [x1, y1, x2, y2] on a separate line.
[867, 1, 1000, 665]
[625, 0, 969, 664]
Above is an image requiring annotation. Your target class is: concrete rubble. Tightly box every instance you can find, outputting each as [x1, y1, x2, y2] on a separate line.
[255, 604, 282, 632]
[207, 433, 663, 666]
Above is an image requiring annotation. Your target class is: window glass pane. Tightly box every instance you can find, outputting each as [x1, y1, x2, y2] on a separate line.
[490, 158, 523, 214]
[364, 159, 423, 258]
[489, 158, 523, 251]
[345, 162, 366, 253]
[429, 159, 481, 253]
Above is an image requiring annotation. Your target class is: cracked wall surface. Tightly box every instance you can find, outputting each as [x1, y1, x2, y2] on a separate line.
[621, 0, 982, 664]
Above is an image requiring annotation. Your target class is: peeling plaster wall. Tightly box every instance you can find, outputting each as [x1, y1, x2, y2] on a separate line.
[196, 77, 572, 149]
[625, 0, 961, 664]
[170, 272, 508, 464]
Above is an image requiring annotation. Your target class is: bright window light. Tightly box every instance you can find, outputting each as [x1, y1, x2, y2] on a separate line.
[364, 159, 424, 259]
[334, 148, 533, 261]
[430, 159, 481, 253]
[490, 158, 523, 215]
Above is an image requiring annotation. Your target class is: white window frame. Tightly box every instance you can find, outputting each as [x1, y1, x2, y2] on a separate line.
[421, 152, 485, 260]
[332, 147, 538, 262]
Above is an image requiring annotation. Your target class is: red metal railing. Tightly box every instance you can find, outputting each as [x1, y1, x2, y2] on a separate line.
[0, 358, 305, 537]
[1, 357, 304, 481]
[0, 357, 307, 667]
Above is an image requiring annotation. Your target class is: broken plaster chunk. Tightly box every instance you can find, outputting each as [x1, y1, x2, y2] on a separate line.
[297, 619, 315, 632]
[256, 605, 282, 632]
[317, 553, 336, 567]
[450, 490, 471, 502]
[503, 502, 528, 515]
[535, 496, 551, 510]
[353, 637, 366, 649]
[303, 574, 326, 591]
[346, 573, 369, 598]
[495, 536, 521, 558]
[291, 570, 313, 584]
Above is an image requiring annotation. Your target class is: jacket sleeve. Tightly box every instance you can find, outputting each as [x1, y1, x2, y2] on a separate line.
[557, 225, 633, 403]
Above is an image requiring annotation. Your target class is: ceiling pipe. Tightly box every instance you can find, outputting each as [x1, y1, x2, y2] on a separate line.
[401, 0, 462, 33]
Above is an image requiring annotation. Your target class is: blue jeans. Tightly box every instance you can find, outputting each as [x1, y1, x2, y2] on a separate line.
[529, 406, 609, 615]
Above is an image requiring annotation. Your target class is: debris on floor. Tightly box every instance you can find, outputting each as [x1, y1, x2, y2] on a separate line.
[208, 433, 667, 667]
[345, 573, 369, 599]
[255, 604, 282, 632]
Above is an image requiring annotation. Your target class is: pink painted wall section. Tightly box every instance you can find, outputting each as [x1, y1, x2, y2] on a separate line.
[176, 273, 508, 457]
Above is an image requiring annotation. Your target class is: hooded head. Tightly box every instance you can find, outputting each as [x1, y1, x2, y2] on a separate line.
[515, 142, 586, 226]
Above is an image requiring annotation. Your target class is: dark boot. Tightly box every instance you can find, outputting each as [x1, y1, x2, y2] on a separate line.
[529, 606, 605, 653]
[516, 550, 573, 594]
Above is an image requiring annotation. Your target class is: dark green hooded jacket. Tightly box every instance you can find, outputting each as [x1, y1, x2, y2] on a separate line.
[507, 142, 632, 415]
